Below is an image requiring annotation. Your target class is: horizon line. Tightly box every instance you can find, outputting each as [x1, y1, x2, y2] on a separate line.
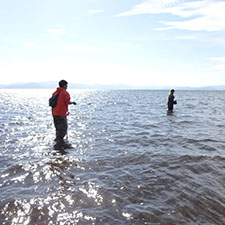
[0, 81, 225, 90]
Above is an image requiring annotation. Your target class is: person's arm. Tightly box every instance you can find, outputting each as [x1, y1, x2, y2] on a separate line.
[64, 92, 71, 105]
[173, 97, 177, 104]
[65, 92, 76, 105]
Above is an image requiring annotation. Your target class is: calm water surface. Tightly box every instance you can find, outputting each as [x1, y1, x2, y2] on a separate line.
[0, 89, 225, 225]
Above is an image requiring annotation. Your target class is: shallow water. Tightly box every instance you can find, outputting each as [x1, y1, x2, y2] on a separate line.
[0, 89, 225, 225]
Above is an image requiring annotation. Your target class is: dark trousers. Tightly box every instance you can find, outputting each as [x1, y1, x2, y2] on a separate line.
[168, 102, 174, 111]
[53, 116, 68, 142]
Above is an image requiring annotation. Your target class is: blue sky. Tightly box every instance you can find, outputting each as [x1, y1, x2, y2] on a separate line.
[1, 0, 225, 87]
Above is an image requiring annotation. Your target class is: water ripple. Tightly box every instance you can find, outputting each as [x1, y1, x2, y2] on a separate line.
[0, 90, 225, 224]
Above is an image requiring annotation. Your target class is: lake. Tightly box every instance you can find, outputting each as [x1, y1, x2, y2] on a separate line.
[0, 89, 225, 224]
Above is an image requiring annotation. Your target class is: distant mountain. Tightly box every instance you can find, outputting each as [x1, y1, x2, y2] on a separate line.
[0, 82, 132, 89]
[0, 81, 225, 90]
[0, 81, 57, 89]
[174, 85, 225, 90]
[0, 82, 153, 89]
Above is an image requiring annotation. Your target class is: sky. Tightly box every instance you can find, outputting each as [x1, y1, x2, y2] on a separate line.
[1, 0, 225, 88]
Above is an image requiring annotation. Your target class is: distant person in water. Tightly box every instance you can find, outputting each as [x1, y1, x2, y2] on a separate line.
[167, 89, 177, 113]
[51, 80, 76, 149]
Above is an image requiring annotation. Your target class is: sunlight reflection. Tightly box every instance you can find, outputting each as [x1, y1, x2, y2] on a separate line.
[79, 182, 103, 205]
[122, 212, 133, 220]
[11, 173, 29, 183]
[11, 200, 31, 225]
[77, 122, 86, 130]
[57, 211, 96, 224]
[65, 194, 75, 205]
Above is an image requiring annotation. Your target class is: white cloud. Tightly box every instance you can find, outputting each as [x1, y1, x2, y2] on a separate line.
[47, 28, 66, 40]
[210, 57, 225, 71]
[0, 45, 12, 51]
[88, 9, 104, 15]
[117, 0, 225, 32]
[47, 26, 75, 40]
[24, 42, 38, 48]
[116, 0, 181, 17]
[63, 44, 109, 54]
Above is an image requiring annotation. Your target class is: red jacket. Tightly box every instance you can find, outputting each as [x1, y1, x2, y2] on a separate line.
[52, 88, 71, 116]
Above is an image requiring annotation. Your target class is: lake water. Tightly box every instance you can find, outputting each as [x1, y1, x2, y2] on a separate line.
[0, 89, 225, 225]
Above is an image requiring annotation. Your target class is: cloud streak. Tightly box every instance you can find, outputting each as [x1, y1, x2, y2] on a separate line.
[117, 0, 225, 32]
[210, 57, 225, 71]
[88, 9, 104, 15]
[116, 0, 180, 16]
[47, 26, 75, 40]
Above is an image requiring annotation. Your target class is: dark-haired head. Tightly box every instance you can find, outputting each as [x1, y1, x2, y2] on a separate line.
[59, 80, 68, 87]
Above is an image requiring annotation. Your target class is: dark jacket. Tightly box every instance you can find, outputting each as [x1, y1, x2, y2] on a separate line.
[168, 93, 175, 110]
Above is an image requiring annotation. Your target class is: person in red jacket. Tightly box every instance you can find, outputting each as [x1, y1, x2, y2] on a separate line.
[51, 80, 76, 148]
